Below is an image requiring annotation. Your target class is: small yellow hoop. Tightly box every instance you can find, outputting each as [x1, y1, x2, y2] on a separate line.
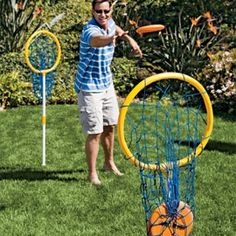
[24, 30, 61, 74]
[24, 30, 61, 166]
[117, 72, 214, 172]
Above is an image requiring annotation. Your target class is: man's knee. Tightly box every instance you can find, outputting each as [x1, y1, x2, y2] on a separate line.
[103, 125, 115, 133]
[87, 133, 102, 143]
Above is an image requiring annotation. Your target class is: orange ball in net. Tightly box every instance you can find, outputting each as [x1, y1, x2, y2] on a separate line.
[148, 201, 193, 236]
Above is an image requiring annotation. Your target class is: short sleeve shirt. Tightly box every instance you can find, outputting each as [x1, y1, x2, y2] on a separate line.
[74, 18, 116, 92]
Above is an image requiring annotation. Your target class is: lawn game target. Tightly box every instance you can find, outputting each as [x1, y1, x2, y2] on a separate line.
[24, 30, 61, 165]
[118, 72, 213, 235]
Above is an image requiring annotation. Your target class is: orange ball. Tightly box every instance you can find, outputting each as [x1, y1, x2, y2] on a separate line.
[148, 201, 193, 236]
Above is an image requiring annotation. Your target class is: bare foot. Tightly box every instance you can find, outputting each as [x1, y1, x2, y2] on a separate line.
[88, 175, 101, 185]
[103, 162, 124, 176]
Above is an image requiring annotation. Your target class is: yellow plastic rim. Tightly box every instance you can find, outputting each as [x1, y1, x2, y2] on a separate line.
[24, 30, 61, 74]
[117, 72, 214, 172]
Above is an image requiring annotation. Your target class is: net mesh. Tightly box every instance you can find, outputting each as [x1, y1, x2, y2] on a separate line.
[28, 34, 57, 99]
[122, 77, 208, 234]
[31, 72, 54, 100]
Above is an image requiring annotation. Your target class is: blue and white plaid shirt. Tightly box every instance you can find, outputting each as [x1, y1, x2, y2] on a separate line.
[74, 18, 116, 92]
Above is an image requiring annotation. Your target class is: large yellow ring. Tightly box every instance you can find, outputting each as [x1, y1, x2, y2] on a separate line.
[117, 72, 214, 172]
[24, 30, 61, 74]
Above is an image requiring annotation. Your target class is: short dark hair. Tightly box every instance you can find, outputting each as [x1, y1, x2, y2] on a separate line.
[92, 0, 112, 9]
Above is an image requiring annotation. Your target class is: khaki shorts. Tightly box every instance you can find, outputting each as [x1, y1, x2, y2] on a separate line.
[78, 86, 119, 134]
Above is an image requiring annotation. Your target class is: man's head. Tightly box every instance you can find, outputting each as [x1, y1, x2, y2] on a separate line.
[92, 0, 113, 29]
[92, 0, 112, 9]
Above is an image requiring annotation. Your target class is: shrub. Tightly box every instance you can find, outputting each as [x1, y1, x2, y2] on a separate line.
[197, 48, 236, 114]
[49, 62, 78, 105]
[112, 57, 153, 97]
[0, 52, 36, 109]
[0, 52, 26, 74]
[0, 71, 36, 109]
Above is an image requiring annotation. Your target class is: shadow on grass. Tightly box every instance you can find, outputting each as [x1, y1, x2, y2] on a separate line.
[175, 140, 236, 155]
[0, 205, 6, 211]
[0, 168, 86, 182]
[213, 111, 236, 122]
[205, 140, 236, 154]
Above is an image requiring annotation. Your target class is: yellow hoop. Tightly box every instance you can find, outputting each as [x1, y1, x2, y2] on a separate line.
[24, 30, 61, 74]
[117, 72, 214, 172]
[24, 30, 61, 166]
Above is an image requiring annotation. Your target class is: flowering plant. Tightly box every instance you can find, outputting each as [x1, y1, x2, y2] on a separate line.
[197, 49, 236, 114]
[151, 11, 223, 75]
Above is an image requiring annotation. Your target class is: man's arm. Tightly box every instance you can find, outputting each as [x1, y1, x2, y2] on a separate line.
[116, 25, 143, 57]
[90, 34, 115, 48]
[89, 25, 142, 57]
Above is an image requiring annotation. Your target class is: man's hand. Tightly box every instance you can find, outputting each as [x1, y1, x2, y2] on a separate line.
[115, 25, 143, 57]
[112, 31, 128, 46]
[130, 42, 143, 58]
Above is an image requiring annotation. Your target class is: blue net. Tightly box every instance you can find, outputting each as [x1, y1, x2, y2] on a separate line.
[122, 76, 209, 234]
[28, 34, 57, 99]
[31, 72, 54, 100]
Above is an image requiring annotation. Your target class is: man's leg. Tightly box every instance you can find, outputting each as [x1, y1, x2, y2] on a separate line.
[86, 133, 102, 185]
[101, 125, 123, 176]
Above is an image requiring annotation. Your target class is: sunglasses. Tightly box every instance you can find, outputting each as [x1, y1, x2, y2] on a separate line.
[94, 9, 111, 14]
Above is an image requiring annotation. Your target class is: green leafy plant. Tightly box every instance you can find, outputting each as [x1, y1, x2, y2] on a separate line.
[0, 71, 35, 109]
[148, 11, 223, 75]
[112, 57, 141, 97]
[0, 0, 44, 54]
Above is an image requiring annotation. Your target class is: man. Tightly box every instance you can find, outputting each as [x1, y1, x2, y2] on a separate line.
[75, 0, 142, 185]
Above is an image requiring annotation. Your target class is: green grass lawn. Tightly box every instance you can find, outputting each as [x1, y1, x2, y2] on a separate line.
[0, 105, 235, 236]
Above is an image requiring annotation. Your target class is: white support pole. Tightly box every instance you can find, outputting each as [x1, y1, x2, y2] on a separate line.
[42, 72, 46, 166]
